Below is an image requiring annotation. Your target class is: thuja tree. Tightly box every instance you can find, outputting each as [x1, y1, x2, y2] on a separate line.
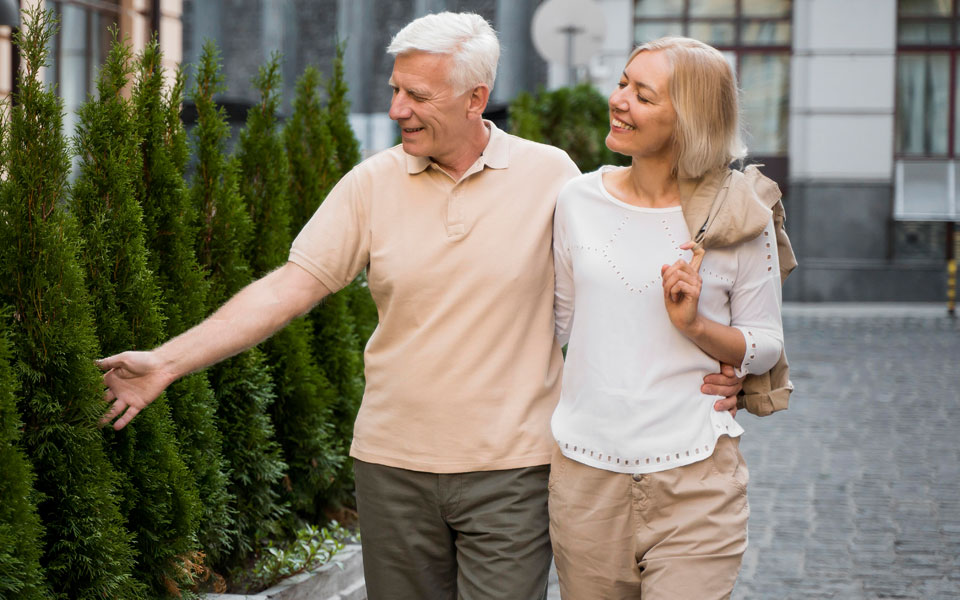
[0, 315, 48, 600]
[236, 55, 344, 519]
[0, 8, 144, 598]
[509, 83, 629, 173]
[327, 43, 379, 350]
[284, 66, 337, 235]
[283, 57, 363, 502]
[133, 39, 236, 564]
[71, 33, 204, 595]
[190, 40, 287, 563]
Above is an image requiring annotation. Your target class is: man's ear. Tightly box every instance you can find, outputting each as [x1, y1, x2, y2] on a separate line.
[466, 83, 490, 119]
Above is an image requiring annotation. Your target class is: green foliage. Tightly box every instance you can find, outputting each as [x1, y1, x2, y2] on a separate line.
[0, 8, 145, 598]
[509, 83, 629, 173]
[326, 41, 377, 354]
[189, 40, 288, 566]
[238, 522, 352, 593]
[326, 41, 362, 178]
[284, 66, 338, 233]
[0, 314, 49, 600]
[236, 55, 344, 519]
[283, 59, 367, 504]
[71, 32, 205, 596]
[133, 39, 236, 565]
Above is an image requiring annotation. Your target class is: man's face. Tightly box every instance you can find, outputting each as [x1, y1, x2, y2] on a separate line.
[388, 52, 473, 165]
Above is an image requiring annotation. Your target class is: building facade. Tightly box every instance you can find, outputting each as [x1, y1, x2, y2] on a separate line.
[1, 0, 951, 302]
[1, 0, 182, 104]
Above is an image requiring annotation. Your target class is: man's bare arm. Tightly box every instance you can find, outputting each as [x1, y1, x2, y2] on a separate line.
[98, 262, 331, 429]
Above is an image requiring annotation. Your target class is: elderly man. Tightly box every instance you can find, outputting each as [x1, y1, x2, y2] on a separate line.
[99, 12, 740, 599]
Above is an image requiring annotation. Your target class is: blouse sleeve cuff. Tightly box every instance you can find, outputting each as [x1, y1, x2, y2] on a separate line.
[733, 325, 781, 377]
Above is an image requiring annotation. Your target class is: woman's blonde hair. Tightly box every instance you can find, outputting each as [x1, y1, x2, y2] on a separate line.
[628, 37, 746, 178]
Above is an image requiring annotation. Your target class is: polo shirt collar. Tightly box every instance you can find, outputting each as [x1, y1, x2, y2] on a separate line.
[404, 120, 510, 174]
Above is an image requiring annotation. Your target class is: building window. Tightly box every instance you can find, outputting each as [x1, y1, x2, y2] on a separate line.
[46, 0, 120, 137]
[895, 0, 960, 219]
[633, 0, 791, 158]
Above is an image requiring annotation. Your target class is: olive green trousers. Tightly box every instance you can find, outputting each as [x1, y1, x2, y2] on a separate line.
[354, 459, 552, 600]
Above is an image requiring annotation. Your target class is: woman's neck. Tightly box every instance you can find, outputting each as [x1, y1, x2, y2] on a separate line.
[611, 158, 680, 208]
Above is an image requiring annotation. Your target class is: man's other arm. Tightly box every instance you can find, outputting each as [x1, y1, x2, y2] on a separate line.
[98, 262, 330, 429]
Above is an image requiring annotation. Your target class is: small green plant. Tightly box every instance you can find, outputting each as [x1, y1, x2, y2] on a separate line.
[509, 83, 630, 173]
[241, 522, 354, 592]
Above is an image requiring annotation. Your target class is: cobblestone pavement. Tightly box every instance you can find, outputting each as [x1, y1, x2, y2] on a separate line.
[548, 303, 960, 600]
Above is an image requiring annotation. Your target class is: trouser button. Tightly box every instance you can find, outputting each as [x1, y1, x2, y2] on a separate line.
[632, 473, 643, 482]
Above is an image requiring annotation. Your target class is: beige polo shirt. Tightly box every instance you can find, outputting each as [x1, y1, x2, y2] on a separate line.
[289, 122, 580, 473]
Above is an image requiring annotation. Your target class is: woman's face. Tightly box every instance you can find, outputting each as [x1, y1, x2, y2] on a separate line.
[605, 50, 677, 161]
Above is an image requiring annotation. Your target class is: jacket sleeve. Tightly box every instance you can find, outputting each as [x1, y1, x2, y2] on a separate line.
[730, 217, 784, 377]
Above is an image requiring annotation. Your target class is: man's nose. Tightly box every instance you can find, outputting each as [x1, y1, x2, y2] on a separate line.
[389, 92, 411, 121]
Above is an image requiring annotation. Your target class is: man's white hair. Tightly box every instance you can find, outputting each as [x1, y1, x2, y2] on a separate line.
[387, 12, 499, 95]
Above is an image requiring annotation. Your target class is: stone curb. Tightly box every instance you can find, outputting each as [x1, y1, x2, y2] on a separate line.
[207, 544, 365, 600]
[782, 301, 949, 319]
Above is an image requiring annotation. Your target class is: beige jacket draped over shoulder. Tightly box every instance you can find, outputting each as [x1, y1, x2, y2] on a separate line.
[678, 164, 798, 416]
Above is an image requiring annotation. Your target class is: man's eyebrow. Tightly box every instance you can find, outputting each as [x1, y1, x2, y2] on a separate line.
[389, 83, 430, 97]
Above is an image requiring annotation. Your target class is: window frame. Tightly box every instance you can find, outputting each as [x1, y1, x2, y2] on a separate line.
[895, 1, 960, 159]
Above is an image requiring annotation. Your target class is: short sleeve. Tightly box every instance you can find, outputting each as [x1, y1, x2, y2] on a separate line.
[289, 168, 372, 294]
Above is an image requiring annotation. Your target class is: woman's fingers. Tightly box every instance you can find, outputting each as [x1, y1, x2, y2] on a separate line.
[663, 268, 701, 300]
[689, 246, 705, 272]
[669, 280, 699, 301]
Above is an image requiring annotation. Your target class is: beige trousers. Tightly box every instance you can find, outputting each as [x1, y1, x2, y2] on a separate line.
[548, 435, 750, 600]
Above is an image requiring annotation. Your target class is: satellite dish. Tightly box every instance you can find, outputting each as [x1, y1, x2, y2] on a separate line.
[531, 0, 606, 86]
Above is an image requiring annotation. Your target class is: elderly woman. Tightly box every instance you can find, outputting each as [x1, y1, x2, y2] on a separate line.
[549, 37, 788, 599]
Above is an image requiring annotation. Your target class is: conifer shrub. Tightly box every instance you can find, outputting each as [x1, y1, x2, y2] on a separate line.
[509, 83, 629, 173]
[284, 66, 338, 233]
[326, 42, 362, 178]
[71, 32, 205, 596]
[326, 42, 379, 350]
[133, 39, 236, 566]
[0, 314, 48, 600]
[283, 54, 365, 503]
[189, 40, 288, 565]
[0, 8, 145, 598]
[236, 55, 345, 520]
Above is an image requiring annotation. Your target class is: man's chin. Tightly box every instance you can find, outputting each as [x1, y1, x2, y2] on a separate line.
[401, 140, 427, 156]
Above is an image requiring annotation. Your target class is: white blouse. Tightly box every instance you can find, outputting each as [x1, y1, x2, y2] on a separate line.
[552, 168, 784, 474]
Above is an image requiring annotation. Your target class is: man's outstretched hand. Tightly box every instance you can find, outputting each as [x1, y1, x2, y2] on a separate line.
[97, 351, 176, 430]
[703, 363, 744, 417]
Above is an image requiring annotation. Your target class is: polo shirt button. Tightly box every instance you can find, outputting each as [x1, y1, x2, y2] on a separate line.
[632, 473, 643, 482]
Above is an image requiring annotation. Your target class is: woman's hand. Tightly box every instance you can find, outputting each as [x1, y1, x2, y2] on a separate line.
[661, 242, 705, 337]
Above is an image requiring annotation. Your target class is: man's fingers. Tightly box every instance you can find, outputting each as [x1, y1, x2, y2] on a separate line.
[114, 406, 140, 430]
[96, 354, 123, 371]
[714, 394, 737, 412]
[100, 400, 126, 426]
[103, 388, 116, 403]
[714, 395, 738, 418]
[720, 362, 736, 377]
